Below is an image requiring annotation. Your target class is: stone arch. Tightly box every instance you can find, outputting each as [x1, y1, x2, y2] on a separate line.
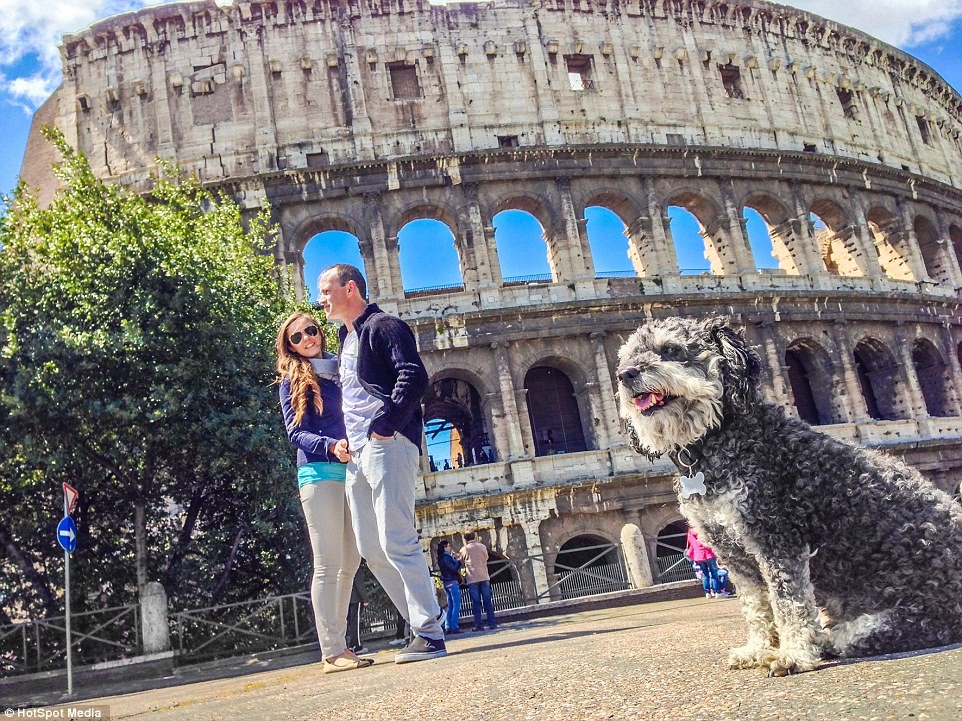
[810, 197, 862, 276]
[548, 532, 628, 600]
[391, 203, 465, 295]
[292, 215, 367, 301]
[654, 520, 697, 583]
[664, 189, 733, 275]
[523, 360, 590, 456]
[783, 338, 840, 425]
[581, 189, 641, 228]
[867, 205, 916, 281]
[423, 371, 497, 469]
[853, 337, 910, 421]
[742, 191, 802, 275]
[583, 205, 635, 278]
[914, 215, 953, 287]
[485, 549, 524, 609]
[492, 207, 553, 284]
[491, 192, 558, 240]
[950, 223, 962, 277]
[912, 338, 955, 417]
[291, 214, 366, 255]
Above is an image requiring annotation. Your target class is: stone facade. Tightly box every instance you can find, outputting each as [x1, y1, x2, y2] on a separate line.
[22, 0, 962, 601]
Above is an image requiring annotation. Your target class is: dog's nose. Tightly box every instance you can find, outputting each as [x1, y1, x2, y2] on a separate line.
[618, 367, 641, 384]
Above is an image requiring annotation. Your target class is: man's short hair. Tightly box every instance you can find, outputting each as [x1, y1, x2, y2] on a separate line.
[321, 264, 367, 300]
[463, 531, 476, 542]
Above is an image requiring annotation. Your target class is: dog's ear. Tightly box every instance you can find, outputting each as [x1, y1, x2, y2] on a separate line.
[621, 417, 661, 461]
[702, 317, 763, 413]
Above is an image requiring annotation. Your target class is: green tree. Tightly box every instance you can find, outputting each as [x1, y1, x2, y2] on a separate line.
[0, 130, 310, 620]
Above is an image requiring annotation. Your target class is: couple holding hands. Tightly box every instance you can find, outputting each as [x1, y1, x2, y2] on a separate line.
[276, 264, 446, 673]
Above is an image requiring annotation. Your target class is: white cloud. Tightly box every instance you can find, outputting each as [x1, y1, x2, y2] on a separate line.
[785, 1, 962, 46]
[0, 0, 960, 113]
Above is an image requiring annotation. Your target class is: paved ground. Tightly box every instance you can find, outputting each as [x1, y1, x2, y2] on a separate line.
[27, 597, 962, 721]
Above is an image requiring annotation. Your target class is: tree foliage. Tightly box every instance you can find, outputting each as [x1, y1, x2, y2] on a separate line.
[0, 130, 311, 621]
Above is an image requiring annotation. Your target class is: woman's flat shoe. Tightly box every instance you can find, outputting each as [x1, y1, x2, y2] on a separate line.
[323, 655, 374, 674]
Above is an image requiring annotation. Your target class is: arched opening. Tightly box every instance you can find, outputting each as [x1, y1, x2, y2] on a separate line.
[493, 209, 554, 285]
[524, 366, 588, 456]
[914, 216, 952, 287]
[784, 340, 837, 425]
[912, 339, 954, 417]
[853, 338, 909, 421]
[397, 218, 463, 296]
[302, 230, 365, 301]
[742, 207, 781, 272]
[584, 206, 635, 278]
[810, 200, 862, 276]
[655, 521, 697, 583]
[667, 206, 713, 275]
[867, 207, 915, 281]
[423, 377, 495, 472]
[550, 534, 628, 600]
[951, 224, 962, 276]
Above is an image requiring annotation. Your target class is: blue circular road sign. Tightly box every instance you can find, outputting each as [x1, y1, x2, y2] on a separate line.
[57, 516, 77, 554]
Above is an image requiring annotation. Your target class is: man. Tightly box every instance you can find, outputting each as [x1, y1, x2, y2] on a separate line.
[460, 531, 497, 632]
[319, 263, 446, 663]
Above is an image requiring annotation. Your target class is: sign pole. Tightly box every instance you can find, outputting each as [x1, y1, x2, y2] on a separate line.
[64, 494, 73, 697]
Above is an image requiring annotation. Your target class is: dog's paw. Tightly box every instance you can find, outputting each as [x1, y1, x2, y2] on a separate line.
[759, 649, 821, 677]
[728, 644, 771, 669]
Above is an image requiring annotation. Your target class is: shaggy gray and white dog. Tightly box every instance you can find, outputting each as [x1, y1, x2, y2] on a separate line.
[617, 316, 962, 676]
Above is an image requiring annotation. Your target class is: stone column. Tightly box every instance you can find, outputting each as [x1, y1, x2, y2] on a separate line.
[492, 342, 528, 459]
[364, 194, 397, 300]
[436, 41, 473, 153]
[620, 523, 654, 588]
[790, 182, 828, 279]
[827, 321, 865, 423]
[242, 39, 279, 173]
[896, 198, 931, 281]
[522, 16, 564, 146]
[849, 199, 883, 280]
[719, 181, 757, 275]
[894, 327, 931, 419]
[517, 519, 551, 604]
[140, 582, 171, 654]
[461, 183, 500, 288]
[556, 177, 594, 280]
[936, 209, 962, 289]
[576, 384, 609, 449]
[938, 323, 962, 416]
[589, 332, 622, 445]
[754, 322, 792, 407]
[641, 176, 678, 274]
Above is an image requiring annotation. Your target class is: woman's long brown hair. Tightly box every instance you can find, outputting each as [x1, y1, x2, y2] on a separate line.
[275, 312, 324, 427]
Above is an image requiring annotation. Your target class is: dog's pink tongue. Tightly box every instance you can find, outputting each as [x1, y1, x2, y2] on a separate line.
[635, 392, 664, 411]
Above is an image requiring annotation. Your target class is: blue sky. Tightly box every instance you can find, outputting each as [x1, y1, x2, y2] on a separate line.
[2, 0, 962, 297]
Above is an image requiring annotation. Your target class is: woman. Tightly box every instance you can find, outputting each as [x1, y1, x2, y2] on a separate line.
[435, 540, 463, 634]
[685, 527, 722, 599]
[276, 311, 372, 673]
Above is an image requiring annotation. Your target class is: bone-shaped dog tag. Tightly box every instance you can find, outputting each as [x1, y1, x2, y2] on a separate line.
[680, 471, 706, 499]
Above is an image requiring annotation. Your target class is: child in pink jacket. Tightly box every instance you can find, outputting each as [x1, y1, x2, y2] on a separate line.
[686, 528, 724, 598]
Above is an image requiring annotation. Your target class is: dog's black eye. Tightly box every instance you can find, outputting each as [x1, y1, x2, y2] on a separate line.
[661, 343, 685, 361]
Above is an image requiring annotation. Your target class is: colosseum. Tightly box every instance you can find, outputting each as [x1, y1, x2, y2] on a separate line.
[21, 0, 962, 608]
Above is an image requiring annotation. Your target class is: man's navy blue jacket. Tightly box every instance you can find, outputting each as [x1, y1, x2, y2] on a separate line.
[337, 303, 429, 451]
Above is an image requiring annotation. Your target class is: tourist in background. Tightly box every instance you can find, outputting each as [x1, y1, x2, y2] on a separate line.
[346, 570, 369, 654]
[685, 527, 723, 599]
[276, 311, 372, 674]
[460, 532, 497, 632]
[436, 540, 464, 634]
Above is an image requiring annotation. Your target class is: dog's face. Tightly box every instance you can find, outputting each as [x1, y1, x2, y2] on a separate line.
[616, 317, 762, 457]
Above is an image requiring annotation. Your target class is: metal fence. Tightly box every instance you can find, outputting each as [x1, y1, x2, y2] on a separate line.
[7, 540, 692, 673]
[0, 604, 139, 677]
[169, 592, 316, 664]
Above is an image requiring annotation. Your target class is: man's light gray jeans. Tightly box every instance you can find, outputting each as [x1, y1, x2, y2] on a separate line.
[346, 433, 443, 641]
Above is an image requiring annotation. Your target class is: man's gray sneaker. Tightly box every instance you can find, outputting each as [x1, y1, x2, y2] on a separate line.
[394, 635, 447, 664]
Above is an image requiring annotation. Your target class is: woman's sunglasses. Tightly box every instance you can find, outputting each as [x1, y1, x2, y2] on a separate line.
[289, 325, 319, 346]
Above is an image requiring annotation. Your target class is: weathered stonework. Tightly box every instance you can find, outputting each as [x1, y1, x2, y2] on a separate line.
[22, 0, 962, 601]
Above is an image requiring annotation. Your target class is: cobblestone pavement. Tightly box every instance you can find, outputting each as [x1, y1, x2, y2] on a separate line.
[40, 597, 961, 721]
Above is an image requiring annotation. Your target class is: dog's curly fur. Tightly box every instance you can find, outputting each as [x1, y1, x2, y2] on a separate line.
[617, 316, 962, 676]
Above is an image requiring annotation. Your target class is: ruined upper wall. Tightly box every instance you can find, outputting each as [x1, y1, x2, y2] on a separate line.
[22, 0, 962, 193]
